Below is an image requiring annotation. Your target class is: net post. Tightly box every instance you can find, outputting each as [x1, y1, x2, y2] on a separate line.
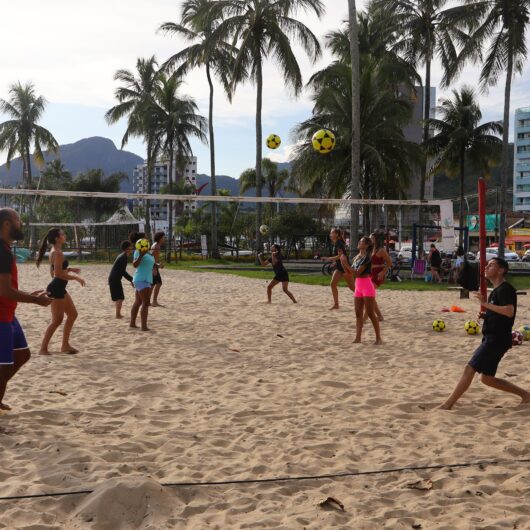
[478, 178, 487, 304]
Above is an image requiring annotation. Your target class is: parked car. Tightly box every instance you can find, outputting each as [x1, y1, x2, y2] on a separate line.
[485, 247, 520, 262]
[522, 250, 530, 262]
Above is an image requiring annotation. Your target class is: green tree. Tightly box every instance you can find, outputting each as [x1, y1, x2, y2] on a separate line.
[449, 0, 530, 256]
[160, 0, 238, 258]
[34, 160, 74, 223]
[0, 81, 59, 245]
[371, 0, 465, 234]
[152, 73, 207, 261]
[210, 0, 324, 260]
[424, 86, 502, 246]
[106, 57, 162, 237]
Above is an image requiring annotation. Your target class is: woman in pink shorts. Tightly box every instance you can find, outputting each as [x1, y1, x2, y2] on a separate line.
[348, 236, 382, 345]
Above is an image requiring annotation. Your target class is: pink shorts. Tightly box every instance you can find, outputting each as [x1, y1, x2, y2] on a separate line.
[354, 277, 376, 298]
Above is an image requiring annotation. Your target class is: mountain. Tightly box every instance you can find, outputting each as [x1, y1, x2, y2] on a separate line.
[0, 137, 144, 192]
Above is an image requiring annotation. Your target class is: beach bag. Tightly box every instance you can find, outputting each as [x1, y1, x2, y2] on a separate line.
[457, 261, 479, 291]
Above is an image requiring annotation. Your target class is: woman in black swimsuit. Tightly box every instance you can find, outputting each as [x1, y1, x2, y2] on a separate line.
[36, 228, 85, 355]
[322, 228, 355, 310]
[258, 244, 297, 304]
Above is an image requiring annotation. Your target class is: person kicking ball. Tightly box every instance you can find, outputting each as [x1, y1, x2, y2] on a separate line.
[439, 258, 530, 409]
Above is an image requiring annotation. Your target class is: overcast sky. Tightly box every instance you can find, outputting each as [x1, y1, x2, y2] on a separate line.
[1, 0, 529, 179]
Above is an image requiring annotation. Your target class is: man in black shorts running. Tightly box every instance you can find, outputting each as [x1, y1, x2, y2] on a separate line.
[439, 257, 530, 409]
[0, 209, 52, 411]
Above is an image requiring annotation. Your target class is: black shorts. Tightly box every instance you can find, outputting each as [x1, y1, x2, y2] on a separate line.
[468, 336, 510, 376]
[47, 278, 68, 299]
[109, 280, 125, 302]
[152, 269, 162, 285]
[274, 272, 289, 283]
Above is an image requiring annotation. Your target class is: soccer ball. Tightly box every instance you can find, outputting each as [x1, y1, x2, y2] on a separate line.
[135, 238, 150, 252]
[464, 320, 480, 335]
[519, 325, 530, 341]
[266, 134, 281, 150]
[512, 330, 524, 346]
[312, 129, 336, 154]
[432, 319, 446, 332]
[259, 224, 269, 236]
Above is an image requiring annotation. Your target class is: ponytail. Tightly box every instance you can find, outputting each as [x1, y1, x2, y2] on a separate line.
[36, 228, 61, 268]
[331, 228, 345, 243]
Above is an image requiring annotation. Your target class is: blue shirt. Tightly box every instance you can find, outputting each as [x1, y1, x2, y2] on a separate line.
[133, 250, 155, 284]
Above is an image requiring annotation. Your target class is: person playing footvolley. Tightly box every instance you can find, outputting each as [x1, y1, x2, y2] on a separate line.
[108, 240, 134, 319]
[0, 209, 52, 411]
[259, 245, 297, 304]
[440, 258, 530, 409]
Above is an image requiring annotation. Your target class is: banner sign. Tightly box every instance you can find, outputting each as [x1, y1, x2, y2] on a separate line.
[440, 200, 455, 252]
[466, 214, 499, 232]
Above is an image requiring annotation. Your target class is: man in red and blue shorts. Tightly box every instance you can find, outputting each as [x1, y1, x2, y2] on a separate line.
[0, 208, 52, 411]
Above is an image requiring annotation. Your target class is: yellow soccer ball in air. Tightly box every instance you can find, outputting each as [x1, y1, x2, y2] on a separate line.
[260, 224, 270, 236]
[312, 129, 336, 154]
[432, 319, 446, 332]
[464, 320, 480, 335]
[135, 238, 150, 252]
[266, 134, 281, 150]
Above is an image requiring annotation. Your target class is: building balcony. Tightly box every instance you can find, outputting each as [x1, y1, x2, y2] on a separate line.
[517, 138, 530, 148]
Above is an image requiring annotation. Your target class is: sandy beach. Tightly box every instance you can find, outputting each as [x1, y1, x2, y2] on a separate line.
[1, 264, 529, 529]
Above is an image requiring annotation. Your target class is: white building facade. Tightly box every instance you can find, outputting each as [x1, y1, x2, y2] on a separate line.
[513, 107, 530, 212]
[133, 156, 198, 230]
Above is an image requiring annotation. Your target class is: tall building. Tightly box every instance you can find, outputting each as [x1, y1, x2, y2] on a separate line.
[513, 107, 530, 212]
[133, 156, 198, 229]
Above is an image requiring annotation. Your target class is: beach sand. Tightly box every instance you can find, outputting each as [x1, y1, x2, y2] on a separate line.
[1, 264, 529, 529]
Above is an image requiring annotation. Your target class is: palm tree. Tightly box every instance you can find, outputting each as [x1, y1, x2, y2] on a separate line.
[424, 86, 502, 246]
[152, 73, 207, 261]
[349, 0, 361, 254]
[160, 0, 238, 259]
[448, 0, 530, 257]
[371, 0, 467, 240]
[0, 81, 59, 246]
[106, 57, 162, 237]
[239, 158, 290, 225]
[210, 0, 324, 260]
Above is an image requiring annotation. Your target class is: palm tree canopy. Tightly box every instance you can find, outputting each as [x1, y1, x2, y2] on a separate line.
[448, 0, 530, 89]
[424, 85, 503, 177]
[239, 158, 290, 197]
[209, 0, 324, 95]
[0, 81, 58, 171]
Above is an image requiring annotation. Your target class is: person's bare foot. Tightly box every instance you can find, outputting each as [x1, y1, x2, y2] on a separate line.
[438, 403, 453, 410]
[329, 305, 339, 311]
[519, 392, 530, 405]
[0, 403, 12, 411]
[151, 302, 161, 307]
[353, 338, 362, 344]
[129, 324, 139, 329]
[61, 346, 79, 354]
[116, 314, 123, 319]
[374, 339, 383, 345]
[38, 350, 52, 356]
[141, 327, 151, 332]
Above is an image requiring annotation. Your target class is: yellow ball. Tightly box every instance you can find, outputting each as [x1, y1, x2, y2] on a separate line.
[260, 224, 269, 235]
[464, 320, 480, 335]
[312, 129, 336, 154]
[266, 134, 281, 149]
[432, 319, 446, 332]
[135, 238, 150, 252]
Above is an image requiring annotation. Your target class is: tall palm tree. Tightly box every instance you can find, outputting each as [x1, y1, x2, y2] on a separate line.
[424, 86, 502, 246]
[160, 0, 238, 259]
[152, 73, 207, 261]
[0, 81, 59, 246]
[210, 0, 324, 260]
[448, 0, 530, 257]
[106, 57, 162, 237]
[349, 0, 361, 254]
[371, 0, 467, 241]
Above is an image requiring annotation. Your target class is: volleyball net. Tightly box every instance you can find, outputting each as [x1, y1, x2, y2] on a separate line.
[0, 187, 456, 261]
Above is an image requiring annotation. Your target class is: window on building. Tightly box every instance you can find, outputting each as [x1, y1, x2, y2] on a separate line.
[518, 145, 530, 153]
[518, 119, 530, 127]
[518, 132, 530, 139]
[516, 184, 530, 192]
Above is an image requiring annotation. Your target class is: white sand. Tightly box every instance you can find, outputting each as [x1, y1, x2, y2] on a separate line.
[1, 264, 529, 529]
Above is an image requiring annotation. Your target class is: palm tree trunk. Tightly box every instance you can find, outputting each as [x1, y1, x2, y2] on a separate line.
[459, 149, 465, 247]
[418, 58, 432, 256]
[255, 54, 263, 263]
[167, 145, 174, 262]
[25, 143, 36, 250]
[349, 0, 361, 257]
[145, 143, 153, 239]
[206, 64, 220, 259]
[498, 52, 513, 259]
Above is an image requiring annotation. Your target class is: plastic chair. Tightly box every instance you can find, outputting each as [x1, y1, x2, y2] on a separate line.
[411, 259, 427, 280]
